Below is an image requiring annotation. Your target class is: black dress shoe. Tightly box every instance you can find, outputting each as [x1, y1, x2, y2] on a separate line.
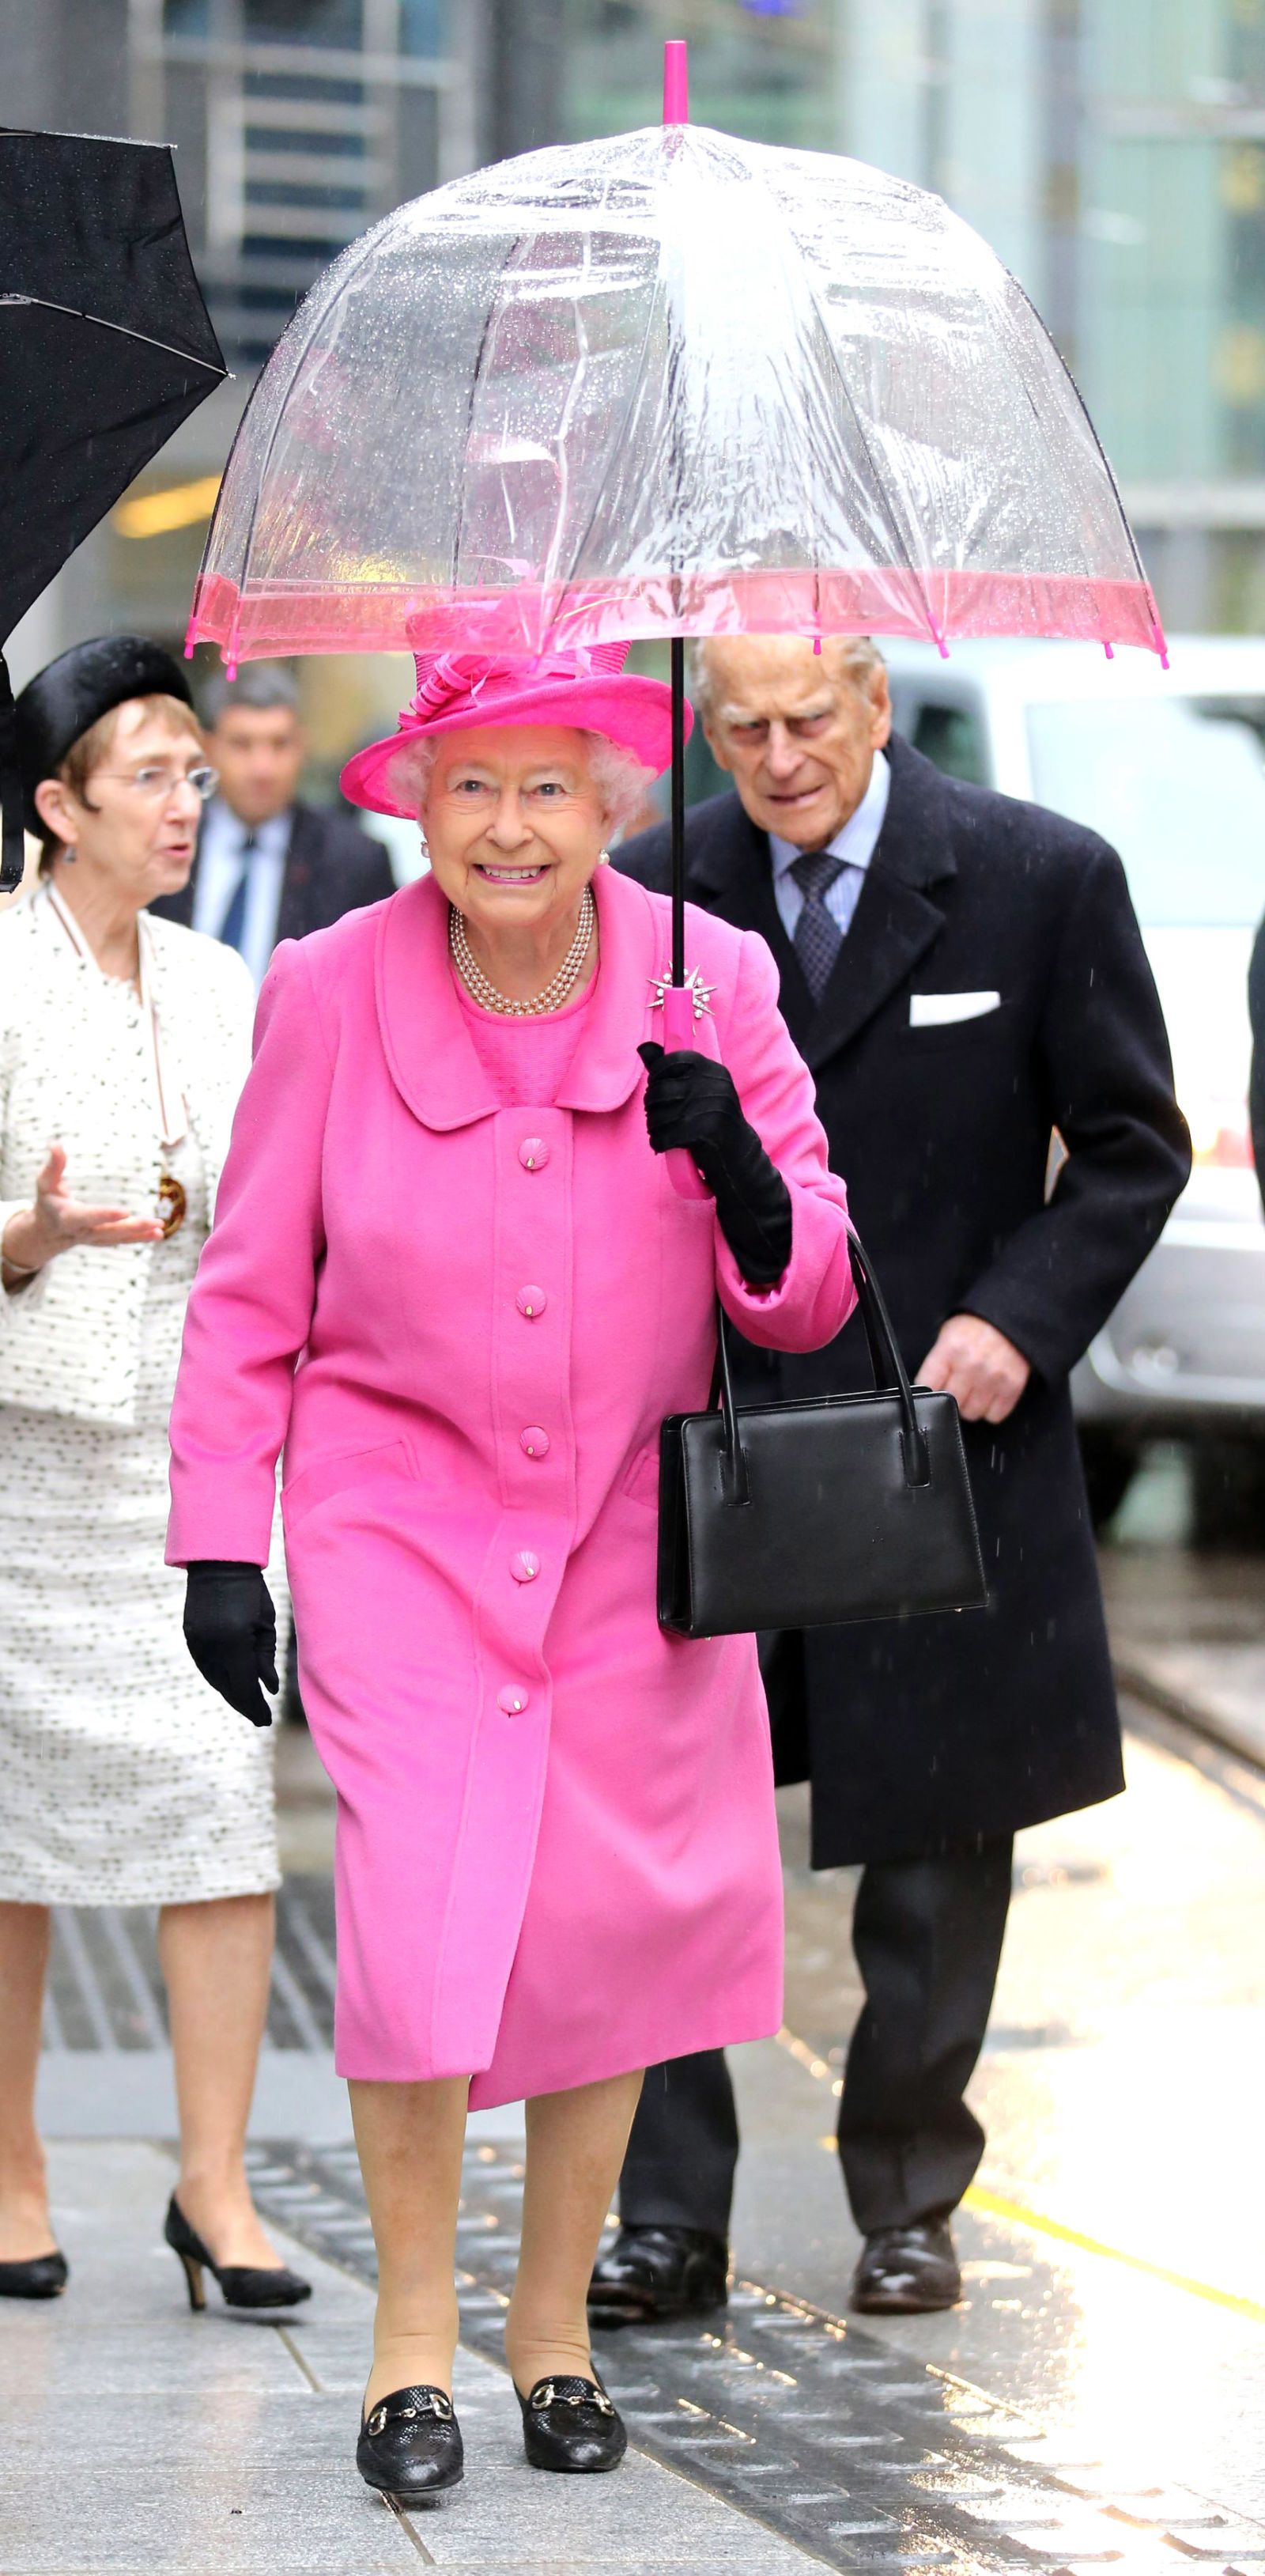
[164, 2195, 312, 2313]
[518, 2373, 627, 2474]
[587, 2224, 728, 2327]
[850, 2218, 961, 2314]
[357, 2385, 463, 2500]
[0, 2250, 68, 2300]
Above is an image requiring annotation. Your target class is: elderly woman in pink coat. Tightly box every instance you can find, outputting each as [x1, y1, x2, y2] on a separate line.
[167, 644, 855, 2502]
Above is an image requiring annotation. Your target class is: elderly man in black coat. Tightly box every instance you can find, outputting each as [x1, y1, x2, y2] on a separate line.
[592, 634, 1191, 2320]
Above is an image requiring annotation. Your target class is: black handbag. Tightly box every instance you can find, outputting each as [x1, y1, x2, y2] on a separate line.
[657, 1229, 987, 1639]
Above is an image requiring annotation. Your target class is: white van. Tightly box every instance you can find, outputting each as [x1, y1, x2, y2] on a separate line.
[884, 638, 1265, 1526]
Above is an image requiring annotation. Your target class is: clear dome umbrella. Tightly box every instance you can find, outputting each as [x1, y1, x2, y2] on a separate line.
[187, 39, 1164, 1003]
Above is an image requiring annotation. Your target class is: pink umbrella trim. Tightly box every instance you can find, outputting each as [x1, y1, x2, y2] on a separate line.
[188, 564, 1167, 667]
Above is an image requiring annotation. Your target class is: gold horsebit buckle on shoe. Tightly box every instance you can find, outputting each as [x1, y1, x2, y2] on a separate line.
[532, 2380, 615, 2414]
[367, 2389, 454, 2437]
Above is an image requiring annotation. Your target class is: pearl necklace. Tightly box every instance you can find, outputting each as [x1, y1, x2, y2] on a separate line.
[449, 885, 595, 1017]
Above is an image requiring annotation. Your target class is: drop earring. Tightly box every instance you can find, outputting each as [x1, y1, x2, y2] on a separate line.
[62, 845, 77, 864]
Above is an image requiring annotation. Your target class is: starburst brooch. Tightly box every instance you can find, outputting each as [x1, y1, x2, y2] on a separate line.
[648, 965, 716, 1020]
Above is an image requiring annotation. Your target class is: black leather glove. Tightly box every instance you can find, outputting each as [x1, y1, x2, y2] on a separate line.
[183, 1561, 278, 1728]
[638, 1042, 792, 1287]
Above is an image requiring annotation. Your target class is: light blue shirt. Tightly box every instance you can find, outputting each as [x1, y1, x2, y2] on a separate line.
[191, 800, 291, 992]
[768, 750, 890, 943]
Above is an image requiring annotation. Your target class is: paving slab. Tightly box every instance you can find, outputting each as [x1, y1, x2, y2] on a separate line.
[1101, 1545, 1265, 1768]
[35, 2048, 525, 2147]
[1, 2139, 821, 2576]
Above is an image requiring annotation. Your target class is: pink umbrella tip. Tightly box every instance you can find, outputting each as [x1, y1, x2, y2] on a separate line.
[663, 40, 689, 124]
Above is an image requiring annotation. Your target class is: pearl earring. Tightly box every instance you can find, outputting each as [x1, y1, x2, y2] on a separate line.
[598, 848, 610, 865]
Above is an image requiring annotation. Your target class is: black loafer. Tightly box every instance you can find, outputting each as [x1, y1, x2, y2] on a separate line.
[0, 2250, 68, 2300]
[850, 2218, 961, 2314]
[587, 2223, 728, 2327]
[357, 2385, 463, 2500]
[518, 2373, 627, 2474]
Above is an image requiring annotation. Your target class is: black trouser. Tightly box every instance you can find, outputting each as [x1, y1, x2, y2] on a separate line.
[618, 1838, 1014, 2239]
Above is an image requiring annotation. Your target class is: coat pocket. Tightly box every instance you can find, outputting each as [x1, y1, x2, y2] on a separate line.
[901, 1000, 1014, 1053]
[619, 1443, 663, 1512]
[281, 1437, 412, 1537]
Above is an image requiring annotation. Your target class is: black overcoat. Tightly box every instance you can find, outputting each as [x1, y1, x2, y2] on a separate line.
[149, 799, 397, 944]
[618, 735, 1191, 1867]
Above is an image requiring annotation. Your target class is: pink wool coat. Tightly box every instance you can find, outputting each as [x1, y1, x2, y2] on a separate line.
[167, 862, 855, 2097]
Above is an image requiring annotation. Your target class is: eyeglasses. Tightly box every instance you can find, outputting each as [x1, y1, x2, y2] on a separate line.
[93, 764, 220, 803]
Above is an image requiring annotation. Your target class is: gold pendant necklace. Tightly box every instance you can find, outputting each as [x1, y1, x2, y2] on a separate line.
[157, 1172, 187, 1238]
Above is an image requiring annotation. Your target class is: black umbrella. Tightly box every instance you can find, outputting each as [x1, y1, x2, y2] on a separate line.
[0, 128, 227, 887]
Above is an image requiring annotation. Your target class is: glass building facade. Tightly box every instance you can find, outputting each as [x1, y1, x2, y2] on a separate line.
[565, 0, 1265, 630]
[6, 2, 1264, 717]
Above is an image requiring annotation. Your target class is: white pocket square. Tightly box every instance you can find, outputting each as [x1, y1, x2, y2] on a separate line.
[909, 990, 1001, 1027]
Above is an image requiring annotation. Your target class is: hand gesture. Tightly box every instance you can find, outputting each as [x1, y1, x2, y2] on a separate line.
[2, 1143, 165, 1277]
[917, 1314, 1031, 1425]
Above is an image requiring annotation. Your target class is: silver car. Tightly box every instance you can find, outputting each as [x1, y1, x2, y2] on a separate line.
[884, 638, 1265, 1525]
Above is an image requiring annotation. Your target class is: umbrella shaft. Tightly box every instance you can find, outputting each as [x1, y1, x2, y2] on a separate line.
[671, 636, 685, 986]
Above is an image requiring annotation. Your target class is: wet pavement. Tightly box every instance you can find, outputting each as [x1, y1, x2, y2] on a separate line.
[9, 1510, 1265, 2573]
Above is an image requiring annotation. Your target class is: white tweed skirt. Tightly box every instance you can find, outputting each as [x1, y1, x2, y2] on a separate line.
[0, 1239, 283, 1907]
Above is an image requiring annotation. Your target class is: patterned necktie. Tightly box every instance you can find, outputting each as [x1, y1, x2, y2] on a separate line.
[217, 829, 258, 955]
[790, 847, 848, 1004]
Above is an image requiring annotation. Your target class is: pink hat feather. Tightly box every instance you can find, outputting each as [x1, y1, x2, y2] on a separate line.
[341, 643, 688, 817]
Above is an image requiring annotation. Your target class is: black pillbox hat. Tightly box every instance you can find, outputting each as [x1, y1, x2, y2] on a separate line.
[13, 634, 194, 830]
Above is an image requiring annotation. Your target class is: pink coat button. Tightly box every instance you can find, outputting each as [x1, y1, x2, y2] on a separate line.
[518, 1137, 549, 1171]
[509, 1549, 541, 1583]
[497, 1685, 530, 1715]
[515, 1285, 546, 1318]
[520, 1426, 550, 1458]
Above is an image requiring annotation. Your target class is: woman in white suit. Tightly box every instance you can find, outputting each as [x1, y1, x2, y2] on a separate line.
[0, 637, 307, 2313]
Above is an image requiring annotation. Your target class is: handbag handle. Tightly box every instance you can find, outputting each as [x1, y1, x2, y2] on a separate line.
[714, 1223, 931, 1501]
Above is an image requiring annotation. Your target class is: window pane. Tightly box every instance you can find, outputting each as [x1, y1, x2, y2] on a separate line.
[909, 702, 988, 785]
[400, 0, 445, 54]
[244, 0, 362, 42]
[1025, 698, 1265, 927]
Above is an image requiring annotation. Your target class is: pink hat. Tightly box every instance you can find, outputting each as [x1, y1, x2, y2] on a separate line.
[341, 643, 690, 818]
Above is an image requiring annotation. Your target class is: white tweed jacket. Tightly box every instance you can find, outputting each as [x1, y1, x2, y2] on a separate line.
[0, 884, 254, 1427]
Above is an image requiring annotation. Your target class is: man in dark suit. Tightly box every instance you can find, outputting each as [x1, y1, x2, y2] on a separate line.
[149, 662, 395, 976]
[592, 634, 1190, 2320]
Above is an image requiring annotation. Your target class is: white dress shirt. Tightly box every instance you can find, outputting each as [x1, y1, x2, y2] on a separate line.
[768, 749, 890, 943]
[192, 800, 292, 991]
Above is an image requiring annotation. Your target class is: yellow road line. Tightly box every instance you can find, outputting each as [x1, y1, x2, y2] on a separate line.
[964, 2184, 1265, 2324]
[775, 2023, 1265, 2324]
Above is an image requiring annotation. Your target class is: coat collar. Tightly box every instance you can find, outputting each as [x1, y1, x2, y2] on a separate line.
[683, 739, 957, 1072]
[801, 735, 957, 1070]
[376, 862, 658, 1132]
[685, 797, 817, 1048]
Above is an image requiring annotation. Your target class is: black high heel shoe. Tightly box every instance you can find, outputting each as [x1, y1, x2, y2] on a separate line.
[357, 2386, 464, 2500]
[164, 2194, 312, 2312]
[0, 2250, 68, 2301]
[517, 2373, 627, 2474]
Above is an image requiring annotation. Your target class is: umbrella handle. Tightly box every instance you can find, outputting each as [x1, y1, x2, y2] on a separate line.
[663, 984, 712, 1201]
